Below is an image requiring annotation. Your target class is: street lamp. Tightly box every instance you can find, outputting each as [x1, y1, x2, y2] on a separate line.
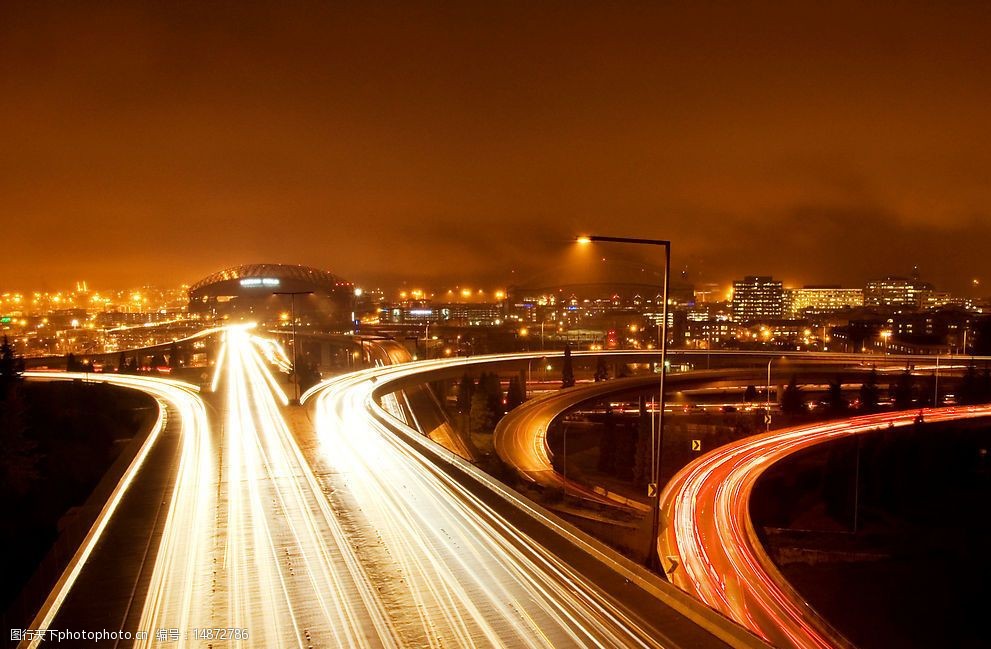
[765, 356, 784, 432]
[273, 290, 313, 405]
[352, 287, 363, 335]
[577, 234, 670, 570]
[880, 330, 892, 356]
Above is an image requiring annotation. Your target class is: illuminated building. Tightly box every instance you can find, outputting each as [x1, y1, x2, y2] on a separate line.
[187, 263, 354, 326]
[784, 286, 864, 317]
[863, 276, 934, 310]
[685, 320, 739, 347]
[731, 276, 783, 323]
[383, 302, 504, 326]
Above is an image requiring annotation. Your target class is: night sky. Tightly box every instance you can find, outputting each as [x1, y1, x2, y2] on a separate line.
[2, 2, 990, 293]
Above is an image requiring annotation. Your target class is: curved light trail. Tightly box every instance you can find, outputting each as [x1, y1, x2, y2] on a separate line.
[28, 343, 868, 648]
[306, 365, 667, 647]
[658, 405, 991, 649]
[20, 371, 210, 649]
[162, 326, 398, 648]
[494, 374, 662, 508]
[493, 367, 867, 508]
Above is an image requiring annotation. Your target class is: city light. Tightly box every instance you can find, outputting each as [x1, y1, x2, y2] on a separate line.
[6, 9, 991, 646]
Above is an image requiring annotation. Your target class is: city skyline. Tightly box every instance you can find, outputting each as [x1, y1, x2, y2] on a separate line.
[0, 261, 987, 300]
[4, 5, 991, 646]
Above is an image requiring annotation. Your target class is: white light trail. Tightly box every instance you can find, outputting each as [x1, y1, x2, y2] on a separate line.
[306, 363, 666, 647]
[20, 372, 209, 649]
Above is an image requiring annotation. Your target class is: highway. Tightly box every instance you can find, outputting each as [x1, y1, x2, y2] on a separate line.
[22, 329, 402, 648]
[152, 325, 399, 648]
[306, 366, 672, 647]
[494, 374, 662, 508]
[302, 352, 769, 649]
[657, 404, 991, 649]
[492, 367, 873, 507]
[17, 342, 768, 648]
[19, 370, 211, 649]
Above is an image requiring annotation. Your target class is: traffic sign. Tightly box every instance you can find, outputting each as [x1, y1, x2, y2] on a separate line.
[764, 412, 772, 425]
[691, 439, 701, 452]
[647, 482, 658, 498]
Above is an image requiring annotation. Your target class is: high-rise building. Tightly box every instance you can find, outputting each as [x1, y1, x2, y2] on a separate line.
[863, 276, 934, 310]
[731, 276, 783, 323]
[784, 286, 864, 317]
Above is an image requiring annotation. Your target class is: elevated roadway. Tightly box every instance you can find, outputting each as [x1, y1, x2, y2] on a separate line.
[17, 371, 210, 649]
[493, 366, 880, 506]
[658, 405, 991, 649]
[304, 353, 772, 649]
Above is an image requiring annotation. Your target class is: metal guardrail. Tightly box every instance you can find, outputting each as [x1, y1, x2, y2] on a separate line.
[365, 372, 772, 649]
[2, 379, 167, 634]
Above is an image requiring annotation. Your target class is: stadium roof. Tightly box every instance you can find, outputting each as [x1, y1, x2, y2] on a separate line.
[189, 263, 351, 293]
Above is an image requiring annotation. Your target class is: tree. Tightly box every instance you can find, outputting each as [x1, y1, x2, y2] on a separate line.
[780, 375, 805, 414]
[613, 422, 637, 482]
[456, 373, 475, 414]
[469, 391, 495, 433]
[859, 368, 880, 412]
[826, 376, 847, 414]
[973, 317, 991, 356]
[744, 384, 758, 403]
[0, 336, 22, 392]
[66, 352, 82, 372]
[0, 386, 38, 496]
[958, 363, 991, 405]
[594, 357, 609, 382]
[475, 372, 504, 418]
[893, 368, 914, 410]
[561, 344, 576, 388]
[506, 376, 526, 411]
[296, 356, 322, 393]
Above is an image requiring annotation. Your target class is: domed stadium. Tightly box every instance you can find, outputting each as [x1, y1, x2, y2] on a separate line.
[188, 263, 355, 326]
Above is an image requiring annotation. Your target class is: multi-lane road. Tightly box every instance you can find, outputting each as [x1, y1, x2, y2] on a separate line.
[18, 334, 756, 648]
[657, 405, 991, 649]
[492, 366, 878, 506]
[20, 370, 211, 649]
[306, 367, 671, 647]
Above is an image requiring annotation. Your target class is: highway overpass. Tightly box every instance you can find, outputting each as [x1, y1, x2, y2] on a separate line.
[11, 332, 768, 648]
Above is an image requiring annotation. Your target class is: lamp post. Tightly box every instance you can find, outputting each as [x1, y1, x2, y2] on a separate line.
[273, 290, 313, 404]
[577, 234, 670, 570]
[933, 354, 940, 406]
[352, 287, 363, 335]
[765, 356, 781, 432]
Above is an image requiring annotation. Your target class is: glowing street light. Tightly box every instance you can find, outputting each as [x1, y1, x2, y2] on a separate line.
[880, 329, 892, 355]
[575, 234, 670, 572]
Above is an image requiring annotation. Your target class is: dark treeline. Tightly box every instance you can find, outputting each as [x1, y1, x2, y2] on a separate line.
[455, 371, 528, 434]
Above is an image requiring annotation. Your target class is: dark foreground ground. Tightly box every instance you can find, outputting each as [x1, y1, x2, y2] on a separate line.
[0, 380, 156, 614]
